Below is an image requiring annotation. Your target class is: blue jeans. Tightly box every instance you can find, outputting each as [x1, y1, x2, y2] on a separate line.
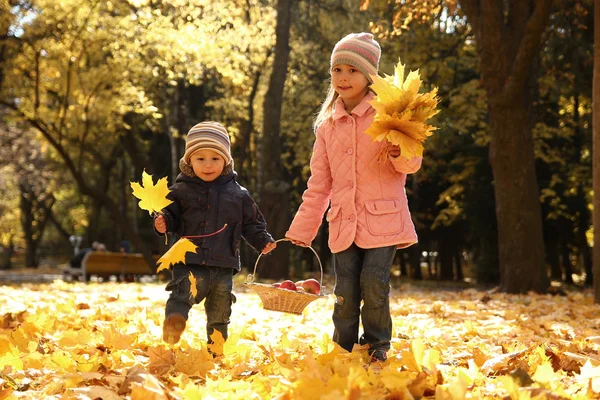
[165, 264, 236, 343]
[332, 244, 396, 353]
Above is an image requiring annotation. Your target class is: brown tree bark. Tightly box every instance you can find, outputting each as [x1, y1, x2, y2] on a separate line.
[593, 0, 600, 303]
[460, 0, 552, 293]
[258, 0, 292, 280]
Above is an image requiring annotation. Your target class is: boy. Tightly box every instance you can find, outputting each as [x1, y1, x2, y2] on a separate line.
[154, 121, 276, 345]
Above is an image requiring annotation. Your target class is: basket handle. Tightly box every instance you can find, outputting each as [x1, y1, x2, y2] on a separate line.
[246, 238, 324, 289]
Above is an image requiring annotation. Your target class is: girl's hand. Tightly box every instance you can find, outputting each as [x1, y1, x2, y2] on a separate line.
[154, 215, 167, 233]
[262, 241, 277, 254]
[389, 145, 401, 158]
[286, 237, 309, 247]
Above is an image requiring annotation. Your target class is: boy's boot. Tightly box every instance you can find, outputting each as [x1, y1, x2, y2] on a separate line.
[163, 314, 186, 344]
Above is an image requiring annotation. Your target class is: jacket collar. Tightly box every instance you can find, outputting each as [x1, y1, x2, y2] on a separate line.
[332, 91, 375, 121]
[176, 170, 236, 187]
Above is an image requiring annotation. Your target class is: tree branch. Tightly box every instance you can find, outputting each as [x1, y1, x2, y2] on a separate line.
[504, 0, 553, 100]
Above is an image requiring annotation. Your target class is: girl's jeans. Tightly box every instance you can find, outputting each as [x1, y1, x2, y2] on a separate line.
[332, 243, 396, 353]
[165, 264, 236, 343]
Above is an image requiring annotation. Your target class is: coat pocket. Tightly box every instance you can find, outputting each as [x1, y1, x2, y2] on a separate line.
[364, 199, 404, 236]
[326, 204, 342, 241]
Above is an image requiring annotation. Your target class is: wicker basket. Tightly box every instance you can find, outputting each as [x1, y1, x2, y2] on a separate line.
[244, 239, 325, 315]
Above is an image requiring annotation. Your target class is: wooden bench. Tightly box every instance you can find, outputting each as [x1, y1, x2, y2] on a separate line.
[62, 251, 158, 282]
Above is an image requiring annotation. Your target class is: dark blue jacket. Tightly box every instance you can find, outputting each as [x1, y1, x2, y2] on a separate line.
[158, 171, 273, 271]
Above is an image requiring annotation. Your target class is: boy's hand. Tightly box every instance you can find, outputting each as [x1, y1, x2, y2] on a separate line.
[262, 241, 277, 254]
[154, 215, 167, 233]
[286, 237, 309, 247]
[389, 145, 401, 158]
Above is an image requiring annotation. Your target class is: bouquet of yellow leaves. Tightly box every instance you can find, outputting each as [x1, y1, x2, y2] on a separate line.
[365, 59, 440, 161]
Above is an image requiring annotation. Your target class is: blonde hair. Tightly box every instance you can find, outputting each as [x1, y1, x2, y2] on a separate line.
[313, 84, 375, 131]
[313, 84, 339, 131]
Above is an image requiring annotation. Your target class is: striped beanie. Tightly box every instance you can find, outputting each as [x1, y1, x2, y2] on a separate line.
[330, 32, 381, 83]
[183, 121, 231, 165]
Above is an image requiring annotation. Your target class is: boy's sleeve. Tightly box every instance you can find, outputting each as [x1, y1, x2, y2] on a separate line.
[241, 192, 274, 252]
[389, 154, 422, 174]
[154, 189, 181, 235]
[285, 129, 332, 245]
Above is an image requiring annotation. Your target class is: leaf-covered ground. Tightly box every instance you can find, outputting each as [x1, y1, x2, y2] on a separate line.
[1, 280, 600, 399]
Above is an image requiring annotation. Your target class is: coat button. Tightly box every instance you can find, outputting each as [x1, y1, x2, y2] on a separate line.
[349, 214, 356, 221]
[347, 148, 353, 155]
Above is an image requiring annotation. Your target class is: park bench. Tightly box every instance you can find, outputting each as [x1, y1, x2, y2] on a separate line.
[62, 251, 157, 282]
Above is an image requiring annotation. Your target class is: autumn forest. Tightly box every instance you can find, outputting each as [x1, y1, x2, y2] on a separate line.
[1, 0, 600, 399]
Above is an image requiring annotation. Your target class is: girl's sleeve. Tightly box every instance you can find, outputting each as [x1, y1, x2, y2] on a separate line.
[389, 154, 422, 174]
[286, 129, 332, 245]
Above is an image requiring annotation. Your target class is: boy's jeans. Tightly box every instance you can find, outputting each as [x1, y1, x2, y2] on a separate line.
[332, 244, 396, 353]
[165, 264, 235, 343]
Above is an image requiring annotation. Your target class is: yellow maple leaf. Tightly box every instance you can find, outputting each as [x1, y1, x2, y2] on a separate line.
[130, 170, 173, 216]
[156, 238, 198, 273]
[174, 347, 213, 376]
[208, 329, 226, 357]
[532, 361, 555, 384]
[188, 272, 198, 299]
[366, 58, 440, 161]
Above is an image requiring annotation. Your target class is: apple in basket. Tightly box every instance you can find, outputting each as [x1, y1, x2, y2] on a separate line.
[272, 282, 281, 288]
[279, 280, 297, 291]
[301, 279, 321, 295]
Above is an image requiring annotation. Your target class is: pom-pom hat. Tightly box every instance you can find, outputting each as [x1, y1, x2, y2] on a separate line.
[330, 32, 381, 83]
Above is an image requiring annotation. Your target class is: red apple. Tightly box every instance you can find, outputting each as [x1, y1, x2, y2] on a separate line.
[279, 280, 297, 291]
[272, 282, 281, 287]
[301, 279, 320, 295]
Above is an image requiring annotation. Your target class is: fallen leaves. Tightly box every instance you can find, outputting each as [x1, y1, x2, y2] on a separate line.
[1, 282, 599, 399]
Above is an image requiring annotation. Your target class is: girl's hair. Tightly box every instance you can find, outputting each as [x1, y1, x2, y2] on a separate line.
[313, 84, 374, 131]
[313, 84, 339, 131]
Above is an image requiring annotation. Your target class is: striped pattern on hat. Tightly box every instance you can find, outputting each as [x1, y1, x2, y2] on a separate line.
[183, 121, 231, 165]
[330, 32, 381, 83]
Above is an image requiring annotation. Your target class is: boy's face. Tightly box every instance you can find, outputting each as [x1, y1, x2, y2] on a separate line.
[190, 149, 226, 182]
[331, 63, 369, 105]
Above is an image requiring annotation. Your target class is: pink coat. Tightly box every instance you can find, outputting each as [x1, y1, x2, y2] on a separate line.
[286, 92, 422, 253]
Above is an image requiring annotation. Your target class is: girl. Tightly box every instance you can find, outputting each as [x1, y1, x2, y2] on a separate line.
[285, 33, 421, 363]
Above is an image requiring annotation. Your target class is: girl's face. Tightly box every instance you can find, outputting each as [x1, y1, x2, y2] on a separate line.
[331, 64, 369, 109]
[189, 149, 226, 182]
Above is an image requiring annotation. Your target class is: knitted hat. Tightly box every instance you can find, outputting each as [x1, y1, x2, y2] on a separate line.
[183, 121, 231, 166]
[330, 32, 381, 83]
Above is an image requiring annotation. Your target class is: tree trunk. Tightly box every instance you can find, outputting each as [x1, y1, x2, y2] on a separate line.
[258, 0, 292, 280]
[439, 237, 454, 280]
[593, 0, 600, 302]
[561, 240, 573, 284]
[409, 243, 422, 280]
[19, 184, 54, 268]
[547, 229, 561, 281]
[460, 0, 552, 293]
[454, 249, 463, 281]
